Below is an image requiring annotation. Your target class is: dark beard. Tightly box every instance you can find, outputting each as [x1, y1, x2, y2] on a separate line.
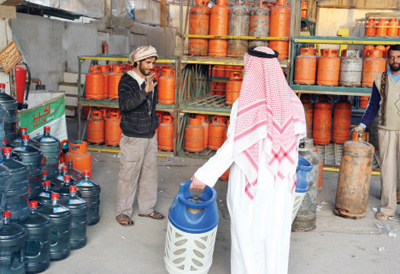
[389, 63, 400, 72]
[139, 63, 150, 76]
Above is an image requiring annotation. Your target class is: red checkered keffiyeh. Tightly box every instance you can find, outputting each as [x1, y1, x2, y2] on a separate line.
[233, 47, 306, 199]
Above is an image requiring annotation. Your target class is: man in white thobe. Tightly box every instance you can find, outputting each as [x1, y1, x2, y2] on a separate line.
[190, 46, 306, 274]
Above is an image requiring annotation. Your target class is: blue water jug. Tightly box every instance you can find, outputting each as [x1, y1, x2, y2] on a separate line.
[0, 164, 12, 229]
[0, 210, 27, 274]
[3, 147, 30, 222]
[165, 181, 219, 274]
[296, 156, 313, 193]
[74, 171, 100, 226]
[18, 200, 51, 273]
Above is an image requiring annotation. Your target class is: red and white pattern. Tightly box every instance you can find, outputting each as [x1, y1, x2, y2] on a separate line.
[233, 47, 306, 199]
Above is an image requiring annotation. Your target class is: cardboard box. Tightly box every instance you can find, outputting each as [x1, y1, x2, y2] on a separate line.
[0, 0, 24, 19]
[65, 94, 78, 106]
[63, 72, 86, 85]
[58, 83, 78, 96]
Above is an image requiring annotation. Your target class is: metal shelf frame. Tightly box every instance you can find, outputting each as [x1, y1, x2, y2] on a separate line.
[289, 36, 400, 96]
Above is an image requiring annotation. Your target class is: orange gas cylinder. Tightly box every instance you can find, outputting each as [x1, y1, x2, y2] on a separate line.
[225, 66, 233, 78]
[332, 96, 352, 144]
[159, 69, 176, 104]
[184, 117, 204, 152]
[208, 116, 227, 150]
[317, 49, 340, 86]
[312, 95, 332, 145]
[189, 0, 210, 56]
[375, 45, 385, 52]
[104, 112, 122, 146]
[85, 65, 104, 99]
[158, 115, 174, 151]
[361, 49, 386, 88]
[108, 65, 124, 99]
[301, 1, 308, 18]
[87, 110, 105, 144]
[269, 0, 290, 59]
[387, 18, 398, 37]
[363, 45, 375, 57]
[334, 140, 375, 219]
[376, 18, 388, 37]
[219, 167, 230, 181]
[223, 120, 230, 142]
[384, 45, 390, 58]
[209, 0, 229, 57]
[213, 65, 226, 77]
[365, 18, 376, 37]
[155, 111, 164, 139]
[359, 96, 370, 108]
[313, 147, 323, 189]
[101, 65, 110, 98]
[196, 114, 210, 149]
[65, 141, 92, 179]
[301, 94, 313, 138]
[212, 82, 226, 95]
[226, 72, 242, 105]
[294, 47, 317, 85]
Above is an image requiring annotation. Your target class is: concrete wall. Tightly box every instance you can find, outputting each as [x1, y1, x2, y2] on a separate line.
[11, 13, 176, 90]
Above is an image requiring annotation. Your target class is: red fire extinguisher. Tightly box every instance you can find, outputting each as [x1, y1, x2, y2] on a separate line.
[102, 41, 109, 54]
[14, 62, 30, 110]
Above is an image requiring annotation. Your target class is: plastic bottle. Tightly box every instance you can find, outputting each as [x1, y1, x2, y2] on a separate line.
[60, 186, 88, 250]
[37, 180, 52, 206]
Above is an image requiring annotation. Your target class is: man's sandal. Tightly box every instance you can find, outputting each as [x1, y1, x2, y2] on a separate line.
[138, 210, 165, 220]
[116, 214, 134, 226]
[376, 212, 389, 221]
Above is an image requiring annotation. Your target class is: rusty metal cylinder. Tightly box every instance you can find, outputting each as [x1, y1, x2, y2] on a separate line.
[376, 18, 388, 37]
[227, 2, 250, 58]
[351, 131, 369, 142]
[189, 0, 210, 56]
[209, 0, 229, 57]
[195, 114, 210, 149]
[269, 0, 290, 59]
[292, 138, 319, 232]
[225, 72, 242, 105]
[301, 94, 313, 138]
[339, 50, 363, 87]
[387, 18, 398, 37]
[312, 95, 332, 145]
[332, 96, 352, 144]
[334, 140, 375, 219]
[249, 3, 269, 47]
[208, 116, 226, 150]
[361, 49, 386, 88]
[294, 48, 317, 85]
[317, 49, 341, 86]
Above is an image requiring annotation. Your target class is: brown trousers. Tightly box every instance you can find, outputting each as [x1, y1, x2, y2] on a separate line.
[378, 129, 400, 216]
[116, 134, 158, 217]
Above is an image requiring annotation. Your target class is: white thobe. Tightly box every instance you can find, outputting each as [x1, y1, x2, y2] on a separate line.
[195, 100, 298, 274]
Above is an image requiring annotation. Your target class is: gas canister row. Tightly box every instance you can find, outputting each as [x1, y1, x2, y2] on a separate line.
[365, 18, 400, 37]
[294, 46, 388, 88]
[85, 64, 177, 104]
[87, 108, 123, 147]
[211, 71, 243, 105]
[189, 0, 290, 59]
[184, 115, 229, 153]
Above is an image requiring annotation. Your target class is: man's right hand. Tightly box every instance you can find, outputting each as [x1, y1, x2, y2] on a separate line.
[145, 73, 157, 93]
[352, 125, 364, 133]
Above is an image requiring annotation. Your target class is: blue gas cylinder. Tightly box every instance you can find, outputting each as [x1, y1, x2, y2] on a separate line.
[165, 181, 219, 274]
[295, 156, 313, 193]
[168, 181, 219, 234]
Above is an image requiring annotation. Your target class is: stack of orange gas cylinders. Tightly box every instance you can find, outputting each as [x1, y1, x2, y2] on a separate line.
[365, 17, 399, 37]
[184, 115, 229, 152]
[188, 0, 291, 58]
[86, 108, 122, 147]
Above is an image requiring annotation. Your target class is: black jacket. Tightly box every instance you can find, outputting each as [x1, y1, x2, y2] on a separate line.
[118, 73, 159, 138]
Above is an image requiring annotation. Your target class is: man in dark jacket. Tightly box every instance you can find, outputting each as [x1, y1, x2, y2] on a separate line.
[116, 45, 164, 226]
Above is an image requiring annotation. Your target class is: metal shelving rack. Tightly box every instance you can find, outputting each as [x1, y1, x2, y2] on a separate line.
[289, 36, 400, 96]
[175, 0, 302, 158]
[76, 54, 178, 156]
